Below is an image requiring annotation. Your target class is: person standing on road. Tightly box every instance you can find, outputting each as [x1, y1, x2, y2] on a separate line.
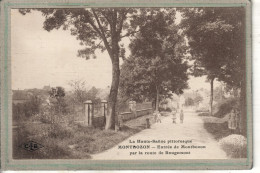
[172, 108, 177, 123]
[156, 111, 162, 123]
[235, 108, 241, 133]
[180, 109, 184, 123]
[153, 111, 157, 122]
[228, 109, 237, 133]
[153, 111, 162, 123]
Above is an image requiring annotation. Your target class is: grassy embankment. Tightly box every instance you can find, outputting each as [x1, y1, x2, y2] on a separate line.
[197, 97, 247, 158]
[13, 113, 156, 159]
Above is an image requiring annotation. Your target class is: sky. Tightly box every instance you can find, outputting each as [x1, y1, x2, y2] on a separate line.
[11, 9, 220, 91]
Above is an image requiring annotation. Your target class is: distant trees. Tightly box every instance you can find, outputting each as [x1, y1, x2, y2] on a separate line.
[68, 80, 101, 105]
[183, 92, 203, 107]
[68, 80, 88, 104]
[194, 94, 203, 105]
[120, 10, 189, 110]
[185, 97, 194, 106]
[49, 87, 65, 99]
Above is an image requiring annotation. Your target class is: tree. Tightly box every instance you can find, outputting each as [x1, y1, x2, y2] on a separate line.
[180, 8, 245, 118]
[68, 80, 88, 104]
[185, 97, 194, 106]
[49, 86, 66, 114]
[69, 80, 101, 105]
[86, 86, 101, 104]
[19, 8, 139, 130]
[120, 11, 189, 110]
[194, 94, 203, 105]
[49, 86, 65, 98]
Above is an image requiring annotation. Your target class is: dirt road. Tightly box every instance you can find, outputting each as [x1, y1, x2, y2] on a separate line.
[92, 110, 227, 160]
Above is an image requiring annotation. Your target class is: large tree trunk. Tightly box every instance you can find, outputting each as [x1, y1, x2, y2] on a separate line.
[105, 60, 120, 130]
[156, 85, 159, 111]
[105, 33, 120, 130]
[209, 77, 215, 116]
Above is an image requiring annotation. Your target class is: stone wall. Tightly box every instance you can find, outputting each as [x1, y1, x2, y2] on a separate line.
[119, 108, 153, 122]
[84, 100, 153, 127]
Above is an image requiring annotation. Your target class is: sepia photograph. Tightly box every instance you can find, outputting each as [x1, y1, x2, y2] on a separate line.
[0, 0, 252, 170]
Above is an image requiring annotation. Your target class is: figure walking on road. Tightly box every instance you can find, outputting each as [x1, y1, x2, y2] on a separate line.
[180, 109, 184, 123]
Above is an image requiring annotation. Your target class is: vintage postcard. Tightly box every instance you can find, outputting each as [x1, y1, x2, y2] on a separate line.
[0, 0, 252, 170]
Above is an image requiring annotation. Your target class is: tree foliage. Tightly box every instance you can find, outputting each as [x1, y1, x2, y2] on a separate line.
[68, 80, 88, 104]
[120, 10, 189, 106]
[49, 87, 65, 99]
[194, 94, 203, 105]
[180, 7, 245, 116]
[180, 7, 246, 134]
[185, 97, 194, 106]
[180, 7, 245, 88]
[49, 86, 67, 114]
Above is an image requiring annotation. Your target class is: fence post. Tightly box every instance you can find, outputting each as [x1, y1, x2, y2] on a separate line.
[129, 101, 133, 112]
[101, 100, 107, 126]
[133, 101, 137, 117]
[129, 101, 137, 118]
[84, 100, 93, 126]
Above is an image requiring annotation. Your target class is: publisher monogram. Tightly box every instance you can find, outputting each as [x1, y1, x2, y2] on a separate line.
[20, 141, 44, 152]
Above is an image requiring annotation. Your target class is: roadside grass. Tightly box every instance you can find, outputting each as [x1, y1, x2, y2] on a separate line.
[203, 122, 232, 140]
[124, 113, 156, 129]
[199, 97, 238, 140]
[197, 112, 209, 116]
[13, 113, 155, 159]
[200, 97, 247, 158]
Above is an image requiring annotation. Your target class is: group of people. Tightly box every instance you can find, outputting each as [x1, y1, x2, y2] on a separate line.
[152, 106, 240, 133]
[153, 108, 184, 124]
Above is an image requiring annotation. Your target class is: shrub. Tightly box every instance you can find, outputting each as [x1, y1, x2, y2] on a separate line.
[13, 123, 88, 159]
[219, 134, 247, 158]
[48, 124, 74, 139]
[158, 106, 172, 112]
[158, 107, 164, 112]
[197, 112, 209, 116]
[185, 97, 194, 106]
[165, 107, 172, 112]
[13, 95, 42, 122]
[213, 97, 238, 118]
[196, 106, 209, 113]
